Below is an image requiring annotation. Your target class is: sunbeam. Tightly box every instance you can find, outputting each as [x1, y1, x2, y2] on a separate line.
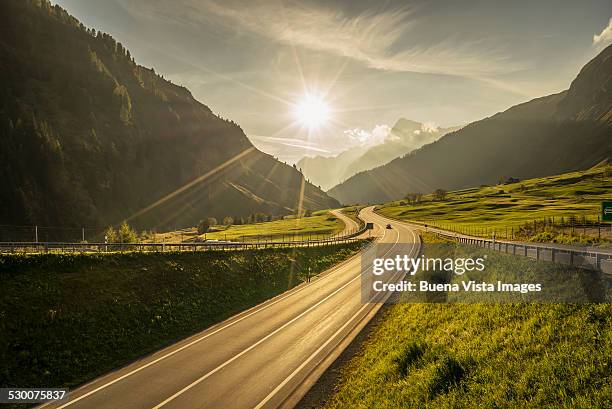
[124, 147, 256, 225]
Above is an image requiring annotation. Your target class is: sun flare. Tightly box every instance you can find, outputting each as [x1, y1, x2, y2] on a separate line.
[293, 94, 331, 129]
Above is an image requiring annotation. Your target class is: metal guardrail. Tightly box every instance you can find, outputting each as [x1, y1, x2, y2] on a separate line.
[0, 224, 369, 254]
[430, 228, 612, 275]
[371, 208, 612, 274]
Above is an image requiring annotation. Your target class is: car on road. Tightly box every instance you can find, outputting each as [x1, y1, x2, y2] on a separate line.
[386, 224, 392, 229]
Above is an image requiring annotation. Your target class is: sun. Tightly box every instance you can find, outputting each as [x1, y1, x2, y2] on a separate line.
[293, 94, 331, 129]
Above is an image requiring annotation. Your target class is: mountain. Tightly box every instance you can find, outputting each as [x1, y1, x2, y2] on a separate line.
[0, 0, 339, 234]
[296, 145, 370, 191]
[328, 45, 612, 205]
[297, 119, 458, 190]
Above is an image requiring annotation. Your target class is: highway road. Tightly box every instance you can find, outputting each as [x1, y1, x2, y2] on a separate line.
[329, 209, 360, 236]
[40, 207, 420, 409]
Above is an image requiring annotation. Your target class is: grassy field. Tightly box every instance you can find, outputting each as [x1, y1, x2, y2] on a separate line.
[325, 233, 612, 408]
[0, 242, 364, 393]
[149, 211, 345, 243]
[340, 205, 365, 229]
[377, 164, 611, 245]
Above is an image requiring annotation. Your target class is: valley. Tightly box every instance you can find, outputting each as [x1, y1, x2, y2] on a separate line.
[1, 1, 611, 409]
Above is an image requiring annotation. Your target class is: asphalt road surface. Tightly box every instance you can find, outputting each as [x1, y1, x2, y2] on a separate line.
[40, 207, 420, 409]
[329, 209, 360, 236]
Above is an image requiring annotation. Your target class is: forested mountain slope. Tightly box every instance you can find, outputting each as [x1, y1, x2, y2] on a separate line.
[0, 0, 338, 231]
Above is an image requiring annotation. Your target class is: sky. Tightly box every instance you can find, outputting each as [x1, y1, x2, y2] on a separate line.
[55, 0, 612, 163]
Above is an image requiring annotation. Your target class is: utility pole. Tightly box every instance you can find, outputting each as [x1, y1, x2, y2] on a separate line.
[35, 225, 38, 243]
[82, 227, 85, 243]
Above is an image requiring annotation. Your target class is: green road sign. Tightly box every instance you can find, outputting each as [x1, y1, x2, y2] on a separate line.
[603, 201, 612, 222]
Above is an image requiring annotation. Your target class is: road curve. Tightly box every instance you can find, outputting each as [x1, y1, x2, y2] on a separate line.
[330, 209, 360, 236]
[40, 207, 419, 409]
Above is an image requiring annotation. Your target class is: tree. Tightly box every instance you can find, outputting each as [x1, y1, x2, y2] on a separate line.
[404, 192, 423, 205]
[104, 222, 136, 243]
[207, 217, 217, 227]
[223, 216, 234, 226]
[433, 189, 447, 201]
[197, 219, 211, 234]
[118, 221, 137, 243]
[104, 226, 117, 243]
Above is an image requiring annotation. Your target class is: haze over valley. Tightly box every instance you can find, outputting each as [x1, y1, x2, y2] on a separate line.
[297, 119, 460, 191]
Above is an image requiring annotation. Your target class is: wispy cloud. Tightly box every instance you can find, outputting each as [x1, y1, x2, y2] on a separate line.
[130, 0, 524, 78]
[279, 142, 331, 153]
[249, 135, 332, 153]
[593, 17, 612, 46]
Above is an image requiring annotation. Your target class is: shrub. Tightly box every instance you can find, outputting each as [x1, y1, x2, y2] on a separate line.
[104, 222, 137, 243]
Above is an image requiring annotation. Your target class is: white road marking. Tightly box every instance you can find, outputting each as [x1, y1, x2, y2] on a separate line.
[152, 214, 398, 408]
[50, 208, 391, 409]
[253, 223, 418, 409]
[51, 214, 366, 409]
[151, 273, 363, 408]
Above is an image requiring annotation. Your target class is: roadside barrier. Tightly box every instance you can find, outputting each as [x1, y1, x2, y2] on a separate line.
[0, 223, 369, 254]
[431, 228, 612, 275]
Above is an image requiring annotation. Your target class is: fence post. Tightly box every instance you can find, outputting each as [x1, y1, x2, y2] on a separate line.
[598, 216, 601, 239]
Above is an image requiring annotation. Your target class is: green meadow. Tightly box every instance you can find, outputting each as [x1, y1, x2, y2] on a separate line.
[377, 164, 611, 244]
[325, 233, 612, 409]
[152, 211, 346, 243]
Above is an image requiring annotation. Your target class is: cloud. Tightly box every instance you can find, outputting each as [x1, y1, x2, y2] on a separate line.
[129, 0, 524, 78]
[279, 142, 331, 153]
[249, 135, 332, 153]
[593, 17, 612, 46]
[344, 124, 391, 146]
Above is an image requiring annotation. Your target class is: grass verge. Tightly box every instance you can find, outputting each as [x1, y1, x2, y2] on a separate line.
[0, 242, 364, 392]
[325, 234, 612, 408]
[341, 205, 365, 229]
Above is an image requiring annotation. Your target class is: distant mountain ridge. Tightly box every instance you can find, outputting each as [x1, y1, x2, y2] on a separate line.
[0, 0, 339, 232]
[297, 119, 459, 190]
[328, 45, 612, 204]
